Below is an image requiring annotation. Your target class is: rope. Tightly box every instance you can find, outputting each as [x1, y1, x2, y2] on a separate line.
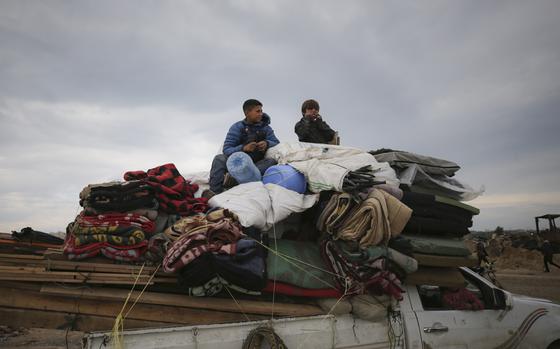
[123, 264, 161, 318]
[270, 213, 278, 320]
[223, 283, 251, 322]
[295, 279, 350, 349]
[247, 236, 343, 290]
[110, 263, 160, 349]
[242, 324, 288, 349]
[387, 305, 404, 349]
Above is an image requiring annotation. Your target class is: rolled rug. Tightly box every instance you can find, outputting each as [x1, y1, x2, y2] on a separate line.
[316, 192, 355, 234]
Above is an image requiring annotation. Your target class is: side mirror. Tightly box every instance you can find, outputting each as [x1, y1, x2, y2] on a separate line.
[504, 291, 513, 311]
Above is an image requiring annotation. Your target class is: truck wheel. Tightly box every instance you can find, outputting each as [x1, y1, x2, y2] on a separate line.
[548, 339, 560, 349]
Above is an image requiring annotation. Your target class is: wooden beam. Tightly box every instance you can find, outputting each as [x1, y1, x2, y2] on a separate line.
[40, 285, 324, 317]
[0, 307, 174, 332]
[0, 256, 165, 275]
[0, 252, 44, 259]
[0, 286, 268, 325]
[0, 268, 175, 285]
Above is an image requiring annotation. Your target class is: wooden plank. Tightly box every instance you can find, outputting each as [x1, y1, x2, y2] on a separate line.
[40, 285, 325, 317]
[0, 277, 152, 285]
[414, 253, 478, 268]
[0, 265, 46, 272]
[0, 269, 155, 280]
[0, 307, 175, 332]
[0, 280, 44, 291]
[0, 257, 163, 275]
[0, 253, 44, 260]
[0, 286, 268, 325]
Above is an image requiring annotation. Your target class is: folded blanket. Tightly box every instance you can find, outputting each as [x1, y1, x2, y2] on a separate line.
[399, 235, 471, 257]
[316, 192, 355, 234]
[321, 239, 404, 300]
[72, 227, 146, 247]
[371, 150, 461, 177]
[336, 189, 412, 248]
[177, 238, 267, 292]
[63, 234, 147, 261]
[124, 163, 208, 215]
[266, 239, 336, 290]
[333, 240, 418, 274]
[11, 227, 64, 245]
[74, 212, 156, 234]
[263, 281, 342, 298]
[80, 180, 158, 213]
[163, 218, 244, 273]
[164, 209, 238, 241]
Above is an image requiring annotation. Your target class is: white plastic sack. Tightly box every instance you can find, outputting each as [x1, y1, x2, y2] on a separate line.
[267, 142, 399, 192]
[399, 164, 484, 201]
[208, 182, 318, 230]
[266, 142, 366, 163]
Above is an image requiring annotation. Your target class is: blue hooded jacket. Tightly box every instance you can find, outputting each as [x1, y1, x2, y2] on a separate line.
[222, 113, 280, 162]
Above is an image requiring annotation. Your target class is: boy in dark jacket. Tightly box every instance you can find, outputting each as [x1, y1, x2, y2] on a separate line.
[208, 99, 280, 194]
[542, 240, 560, 272]
[294, 99, 338, 144]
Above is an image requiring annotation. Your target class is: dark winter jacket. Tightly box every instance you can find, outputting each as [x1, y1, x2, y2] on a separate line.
[222, 113, 280, 162]
[542, 241, 553, 257]
[294, 116, 336, 144]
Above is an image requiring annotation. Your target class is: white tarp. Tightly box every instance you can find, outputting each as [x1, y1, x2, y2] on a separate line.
[266, 142, 399, 192]
[399, 164, 484, 201]
[208, 182, 318, 230]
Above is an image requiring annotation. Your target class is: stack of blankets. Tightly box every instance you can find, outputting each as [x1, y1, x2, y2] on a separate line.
[64, 163, 208, 262]
[372, 150, 482, 287]
[313, 188, 415, 300]
[59, 145, 483, 309]
[162, 208, 267, 296]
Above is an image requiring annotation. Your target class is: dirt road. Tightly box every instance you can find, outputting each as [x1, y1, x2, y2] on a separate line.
[497, 268, 560, 303]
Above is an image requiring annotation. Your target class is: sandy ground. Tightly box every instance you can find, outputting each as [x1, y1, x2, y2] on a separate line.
[496, 267, 560, 303]
[467, 239, 560, 303]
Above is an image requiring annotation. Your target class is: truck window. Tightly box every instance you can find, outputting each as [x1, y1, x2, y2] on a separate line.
[417, 268, 508, 311]
[417, 284, 485, 311]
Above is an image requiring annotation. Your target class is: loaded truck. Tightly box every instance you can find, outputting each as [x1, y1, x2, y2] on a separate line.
[85, 267, 560, 349]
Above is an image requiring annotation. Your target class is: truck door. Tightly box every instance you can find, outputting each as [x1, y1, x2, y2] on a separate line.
[408, 270, 512, 349]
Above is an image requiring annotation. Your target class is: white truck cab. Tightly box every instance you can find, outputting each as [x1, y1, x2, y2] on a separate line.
[404, 267, 560, 349]
[85, 268, 560, 349]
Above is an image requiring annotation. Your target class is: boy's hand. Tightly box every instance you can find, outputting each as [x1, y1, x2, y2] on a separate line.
[243, 142, 257, 152]
[256, 141, 268, 152]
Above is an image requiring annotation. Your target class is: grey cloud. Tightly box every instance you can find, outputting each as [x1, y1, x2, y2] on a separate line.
[1, 0, 560, 232]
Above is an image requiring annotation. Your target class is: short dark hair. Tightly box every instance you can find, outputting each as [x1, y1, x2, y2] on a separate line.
[301, 99, 320, 115]
[243, 99, 263, 114]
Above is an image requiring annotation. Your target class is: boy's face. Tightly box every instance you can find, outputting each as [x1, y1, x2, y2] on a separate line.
[304, 107, 319, 118]
[245, 106, 263, 124]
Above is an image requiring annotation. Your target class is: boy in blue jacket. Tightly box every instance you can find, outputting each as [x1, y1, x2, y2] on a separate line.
[208, 99, 280, 194]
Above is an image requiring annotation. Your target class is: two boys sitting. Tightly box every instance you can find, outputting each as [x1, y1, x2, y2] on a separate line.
[208, 98, 338, 195]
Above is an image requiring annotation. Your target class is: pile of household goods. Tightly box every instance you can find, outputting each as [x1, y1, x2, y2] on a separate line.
[0, 142, 484, 332]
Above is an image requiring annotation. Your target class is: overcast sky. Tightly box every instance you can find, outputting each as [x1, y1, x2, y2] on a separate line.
[1, 1, 559, 233]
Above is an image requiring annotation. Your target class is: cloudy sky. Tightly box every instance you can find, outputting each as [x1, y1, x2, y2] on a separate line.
[1, 1, 559, 233]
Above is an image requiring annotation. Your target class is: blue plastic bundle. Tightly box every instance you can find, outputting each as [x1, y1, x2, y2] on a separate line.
[263, 164, 307, 194]
[226, 152, 262, 184]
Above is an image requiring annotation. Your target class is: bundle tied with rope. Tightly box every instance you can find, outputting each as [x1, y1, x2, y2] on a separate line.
[242, 325, 288, 349]
[342, 165, 385, 201]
